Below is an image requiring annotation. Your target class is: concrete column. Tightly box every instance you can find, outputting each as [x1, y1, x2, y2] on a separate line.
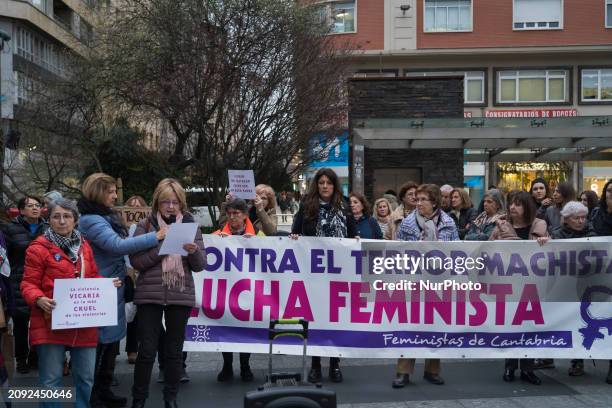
[486, 160, 497, 189]
[572, 161, 583, 193]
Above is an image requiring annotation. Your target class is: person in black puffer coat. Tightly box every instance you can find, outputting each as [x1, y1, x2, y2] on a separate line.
[1, 195, 47, 374]
[550, 202, 597, 239]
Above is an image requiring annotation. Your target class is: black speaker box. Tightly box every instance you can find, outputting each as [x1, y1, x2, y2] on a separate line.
[244, 385, 336, 408]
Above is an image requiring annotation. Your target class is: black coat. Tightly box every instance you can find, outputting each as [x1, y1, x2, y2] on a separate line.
[449, 207, 477, 240]
[1, 216, 47, 314]
[591, 207, 612, 236]
[550, 224, 597, 239]
[291, 198, 357, 238]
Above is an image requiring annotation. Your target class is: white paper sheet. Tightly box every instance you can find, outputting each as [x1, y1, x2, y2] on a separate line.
[159, 222, 199, 256]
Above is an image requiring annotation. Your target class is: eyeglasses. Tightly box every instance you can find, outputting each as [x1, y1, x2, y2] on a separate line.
[51, 214, 74, 221]
[25, 203, 41, 209]
[159, 200, 180, 207]
[226, 211, 244, 218]
[416, 198, 431, 203]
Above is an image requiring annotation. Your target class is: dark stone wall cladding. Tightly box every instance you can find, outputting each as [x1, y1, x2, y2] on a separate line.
[349, 78, 465, 200]
[363, 148, 464, 199]
[348, 78, 464, 119]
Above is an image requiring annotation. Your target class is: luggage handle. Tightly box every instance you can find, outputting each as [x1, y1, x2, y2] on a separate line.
[269, 319, 308, 340]
[270, 319, 309, 330]
[269, 330, 307, 341]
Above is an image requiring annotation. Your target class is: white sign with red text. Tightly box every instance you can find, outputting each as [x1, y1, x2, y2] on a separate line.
[485, 109, 577, 118]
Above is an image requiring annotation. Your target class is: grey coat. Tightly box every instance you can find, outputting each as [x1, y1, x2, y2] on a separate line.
[543, 206, 562, 234]
[129, 213, 205, 307]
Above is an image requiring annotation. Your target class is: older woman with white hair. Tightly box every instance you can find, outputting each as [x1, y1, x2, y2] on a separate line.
[550, 201, 596, 239]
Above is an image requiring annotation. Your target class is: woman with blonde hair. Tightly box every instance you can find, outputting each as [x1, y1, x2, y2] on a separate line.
[373, 198, 392, 237]
[77, 173, 166, 407]
[250, 184, 278, 235]
[218, 184, 278, 235]
[130, 179, 204, 408]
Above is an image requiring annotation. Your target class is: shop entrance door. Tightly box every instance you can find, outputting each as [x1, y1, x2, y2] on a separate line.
[372, 168, 422, 199]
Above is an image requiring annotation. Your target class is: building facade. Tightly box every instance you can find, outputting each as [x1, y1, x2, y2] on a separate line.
[0, 0, 107, 201]
[0, 0, 102, 120]
[320, 0, 612, 202]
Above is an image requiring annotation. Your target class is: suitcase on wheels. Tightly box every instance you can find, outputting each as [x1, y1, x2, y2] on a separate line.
[243, 319, 337, 408]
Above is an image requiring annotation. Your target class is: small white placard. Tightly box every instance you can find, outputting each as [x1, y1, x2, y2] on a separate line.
[52, 278, 117, 330]
[228, 169, 256, 200]
[159, 222, 199, 256]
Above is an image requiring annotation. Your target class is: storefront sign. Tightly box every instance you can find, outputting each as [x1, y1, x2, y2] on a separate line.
[485, 109, 577, 118]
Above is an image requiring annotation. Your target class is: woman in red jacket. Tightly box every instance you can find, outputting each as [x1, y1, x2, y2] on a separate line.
[21, 198, 121, 408]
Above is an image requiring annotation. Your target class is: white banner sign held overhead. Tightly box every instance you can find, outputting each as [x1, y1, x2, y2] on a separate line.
[228, 170, 256, 200]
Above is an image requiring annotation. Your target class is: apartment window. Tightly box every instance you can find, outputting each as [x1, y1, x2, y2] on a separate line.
[80, 20, 94, 45]
[31, 0, 47, 12]
[497, 69, 569, 104]
[424, 0, 472, 32]
[607, 0, 612, 27]
[13, 26, 67, 77]
[332, 2, 356, 33]
[406, 71, 485, 104]
[14, 71, 36, 105]
[317, 1, 356, 33]
[581, 69, 612, 102]
[513, 0, 562, 30]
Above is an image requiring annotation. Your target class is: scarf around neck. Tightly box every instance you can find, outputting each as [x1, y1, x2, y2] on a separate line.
[77, 198, 128, 238]
[45, 228, 82, 262]
[472, 210, 506, 228]
[157, 212, 185, 290]
[316, 200, 347, 238]
[415, 209, 441, 241]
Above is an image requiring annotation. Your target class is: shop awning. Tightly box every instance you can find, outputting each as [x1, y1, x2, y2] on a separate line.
[352, 116, 612, 162]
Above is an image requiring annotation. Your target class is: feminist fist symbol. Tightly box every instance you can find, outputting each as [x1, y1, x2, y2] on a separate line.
[579, 285, 612, 350]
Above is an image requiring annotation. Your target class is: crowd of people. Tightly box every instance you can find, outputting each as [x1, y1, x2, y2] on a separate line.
[0, 169, 609, 408]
